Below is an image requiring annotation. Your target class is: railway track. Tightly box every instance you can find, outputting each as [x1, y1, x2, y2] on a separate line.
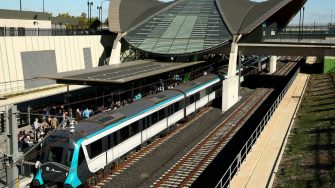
[92, 106, 213, 187]
[151, 61, 298, 188]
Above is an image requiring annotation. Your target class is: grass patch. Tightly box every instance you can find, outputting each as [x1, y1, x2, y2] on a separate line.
[273, 73, 335, 188]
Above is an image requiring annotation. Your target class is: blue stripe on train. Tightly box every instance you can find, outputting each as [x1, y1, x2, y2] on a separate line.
[64, 77, 220, 187]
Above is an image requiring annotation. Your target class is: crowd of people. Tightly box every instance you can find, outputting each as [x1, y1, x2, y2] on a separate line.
[18, 115, 59, 152]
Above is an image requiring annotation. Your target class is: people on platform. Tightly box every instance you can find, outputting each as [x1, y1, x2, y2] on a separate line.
[33, 118, 40, 142]
[83, 107, 90, 119]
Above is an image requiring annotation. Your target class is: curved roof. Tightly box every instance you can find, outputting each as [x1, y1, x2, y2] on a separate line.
[108, 0, 305, 55]
[108, 0, 172, 33]
[216, 0, 306, 34]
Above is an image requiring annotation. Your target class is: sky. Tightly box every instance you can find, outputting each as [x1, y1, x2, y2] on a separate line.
[0, 0, 334, 25]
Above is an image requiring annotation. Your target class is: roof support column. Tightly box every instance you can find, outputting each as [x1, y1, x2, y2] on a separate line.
[269, 56, 277, 74]
[222, 35, 241, 112]
[109, 32, 122, 65]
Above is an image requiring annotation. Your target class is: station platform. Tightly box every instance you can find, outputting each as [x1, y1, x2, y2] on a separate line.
[229, 73, 309, 188]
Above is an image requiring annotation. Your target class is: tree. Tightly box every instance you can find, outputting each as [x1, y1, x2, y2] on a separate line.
[78, 15, 89, 29]
[90, 18, 101, 30]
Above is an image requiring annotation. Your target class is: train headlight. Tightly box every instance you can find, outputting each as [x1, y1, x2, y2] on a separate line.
[35, 161, 41, 169]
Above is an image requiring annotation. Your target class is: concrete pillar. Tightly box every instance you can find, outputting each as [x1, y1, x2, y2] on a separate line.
[269, 56, 277, 74]
[6, 105, 19, 188]
[109, 33, 122, 65]
[0, 112, 4, 133]
[222, 35, 240, 112]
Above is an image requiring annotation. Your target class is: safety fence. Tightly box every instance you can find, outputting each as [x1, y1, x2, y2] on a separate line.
[0, 27, 111, 37]
[0, 78, 56, 97]
[214, 67, 300, 188]
[0, 153, 7, 185]
[262, 26, 335, 44]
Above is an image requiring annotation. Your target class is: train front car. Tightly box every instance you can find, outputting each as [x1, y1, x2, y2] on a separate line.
[31, 130, 82, 187]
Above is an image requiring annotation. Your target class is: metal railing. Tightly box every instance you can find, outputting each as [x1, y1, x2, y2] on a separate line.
[0, 78, 56, 97]
[0, 27, 112, 37]
[0, 152, 7, 185]
[214, 68, 300, 188]
[262, 26, 335, 44]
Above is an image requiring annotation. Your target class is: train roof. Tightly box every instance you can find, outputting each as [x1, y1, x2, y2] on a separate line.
[52, 74, 219, 141]
[174, 74, 219, 94]
[67, 89, 182, 141]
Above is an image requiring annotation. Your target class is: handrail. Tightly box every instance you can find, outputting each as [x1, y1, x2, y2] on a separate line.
[214, 67, 300, 188]
[0, 27, 111, 37]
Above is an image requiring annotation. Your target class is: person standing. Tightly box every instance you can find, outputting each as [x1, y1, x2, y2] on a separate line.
[83, 108, 90, 119]
[75, 109, 82, 122]
[50, 116, 59, 131]
[33, 118, 40, 142]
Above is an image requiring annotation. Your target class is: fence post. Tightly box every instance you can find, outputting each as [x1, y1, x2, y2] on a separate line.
[6, 105, 19, 188]
[237, 152, 241, 171]
[27, 106, 31, 126]
[0, 112, 4, 133]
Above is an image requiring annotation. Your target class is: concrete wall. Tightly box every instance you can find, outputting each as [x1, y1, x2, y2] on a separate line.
[0, 35, 113, 95]
[0, 18, 51, 29]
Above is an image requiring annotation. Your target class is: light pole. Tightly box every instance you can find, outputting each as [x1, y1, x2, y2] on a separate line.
[302, 6, 305, 40]
[331, 10, 333, 26]
[87, 1, 93, 29]
[20, 0, 22, 11]
[100, 0, 111, 29]
[97, 6, 102, 29]
[42, 0, 45, 12]
[298, 8, 302, 42]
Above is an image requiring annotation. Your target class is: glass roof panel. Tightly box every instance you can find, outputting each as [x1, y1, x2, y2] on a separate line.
[124, 0, 232, 55]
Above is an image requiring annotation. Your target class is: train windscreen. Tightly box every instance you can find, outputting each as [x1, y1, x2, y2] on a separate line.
[41, 136, 74, 167]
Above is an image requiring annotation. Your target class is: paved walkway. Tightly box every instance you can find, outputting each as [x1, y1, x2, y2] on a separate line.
[230, 73, 309, 188]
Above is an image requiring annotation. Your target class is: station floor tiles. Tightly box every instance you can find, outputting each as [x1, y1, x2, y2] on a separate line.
[229, 73, 309, 188]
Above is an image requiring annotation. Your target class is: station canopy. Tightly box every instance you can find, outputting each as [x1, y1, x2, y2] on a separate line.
[109, 0, 306, 55]
[123, 0, 231, 55]
[39, 60, 205, 85]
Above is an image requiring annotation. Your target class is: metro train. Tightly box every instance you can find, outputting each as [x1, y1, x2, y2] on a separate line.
[31, 74, 223, 187]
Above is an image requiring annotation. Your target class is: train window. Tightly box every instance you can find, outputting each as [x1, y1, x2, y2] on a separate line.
[89, 139, 103, 159]
[47, 147, 63, 163]
[130, 121, 139, 136]
[200, 90, 206, 98]
[185, 97, 190, 106]
[180, 100, 184, 109]
[108, 133, 117, 148]
[174, 102, 180, 112]
[66, 149, 74, 167]
[167, 105, 173, 116]
[143, 116, 150, 129]
[120, 126, 130, 143]
[142, 117, 147, 129]
[195, 93, 200, 101]
[152, 112, 159, 125]
[206, 87, 210, 95]
[78, 148, 85, 166]
[190, 95, 195, 104]
[158, 109, 165, 121]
